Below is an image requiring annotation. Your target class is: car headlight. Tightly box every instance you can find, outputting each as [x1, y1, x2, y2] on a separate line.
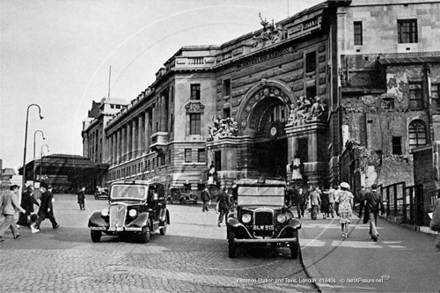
[128, 209, 137, 217]
[101, 208, 109, 217]
[277, 214, 287, 223]
[241, 213, 252, 224]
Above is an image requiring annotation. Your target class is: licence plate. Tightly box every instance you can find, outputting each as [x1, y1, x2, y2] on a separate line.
[253, 225, 274, 230]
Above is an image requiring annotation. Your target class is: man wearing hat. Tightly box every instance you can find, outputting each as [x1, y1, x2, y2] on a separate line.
[362, 184, 385, 241]
[35, 182, 59, 230]
[0, 185, 26, 241]
[18, 185, 40, 229]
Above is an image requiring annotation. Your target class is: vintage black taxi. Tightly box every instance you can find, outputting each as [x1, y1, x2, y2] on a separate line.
[88, 180, 170, 243]
[226, 178, 301, 259]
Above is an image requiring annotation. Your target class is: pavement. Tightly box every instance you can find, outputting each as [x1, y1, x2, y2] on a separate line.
[298, 212, 440, 293]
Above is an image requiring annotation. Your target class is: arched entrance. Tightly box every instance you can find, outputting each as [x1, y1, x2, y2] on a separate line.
[236, 79, 295, 178]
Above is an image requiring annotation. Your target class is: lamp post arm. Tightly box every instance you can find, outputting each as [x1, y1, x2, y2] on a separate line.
[22, 104, 43, 190]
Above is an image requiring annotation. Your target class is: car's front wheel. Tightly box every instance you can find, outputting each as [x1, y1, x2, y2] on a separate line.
[160, 221, 167, 235]
[290, 231, 300, 259]
[228, 229, 236, 258]
[139, 224, 151, 243]
[91, 230, 102, 243]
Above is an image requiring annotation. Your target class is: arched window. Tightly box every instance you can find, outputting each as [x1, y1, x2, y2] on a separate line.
[409, 120, 427, 148]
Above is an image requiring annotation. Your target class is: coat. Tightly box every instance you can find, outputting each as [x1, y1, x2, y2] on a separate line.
[0, 191, 25, 215]
[38, 191, 54, 216]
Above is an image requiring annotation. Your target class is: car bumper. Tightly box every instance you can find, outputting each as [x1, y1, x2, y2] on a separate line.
[90, 226, 142, 232]
[233, 237, 298, 243]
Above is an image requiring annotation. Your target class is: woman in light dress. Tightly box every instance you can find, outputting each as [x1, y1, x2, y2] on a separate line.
[336, 182, 354, 238]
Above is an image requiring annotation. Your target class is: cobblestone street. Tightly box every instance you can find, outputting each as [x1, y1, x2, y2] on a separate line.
[0, 194, 316, 293]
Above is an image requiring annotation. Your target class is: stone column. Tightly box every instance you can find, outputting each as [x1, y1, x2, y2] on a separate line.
[138, 115, 143, 157]
[121, 126, 126, 162]
[145, 110, 150, 152]
[116, 130, 121, 164]
[132, 119, 137, 158]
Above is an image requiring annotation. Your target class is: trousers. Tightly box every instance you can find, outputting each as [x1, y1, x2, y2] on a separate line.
[0, 214, 19, 237]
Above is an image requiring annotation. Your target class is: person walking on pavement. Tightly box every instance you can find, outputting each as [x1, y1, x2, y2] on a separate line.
[77, 187, 86, 210]
[201, 186, 211, 212]
[0, 185, 26, 242]
[430, 197, 440, 251]
[336, 182, 354, 238]
[297, 186, 307, 218]
[216, 186, 231, 227]
[17, 185, 40, 229]
[328, 185, 336, 218]
[35, 182, 60, 230]
[309, 187, 321, 220]
[361, 184, 385, 242]
[320, 187, 330, 219]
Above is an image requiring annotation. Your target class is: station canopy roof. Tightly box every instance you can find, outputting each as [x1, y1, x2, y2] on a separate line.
[19, 154, 109, 183]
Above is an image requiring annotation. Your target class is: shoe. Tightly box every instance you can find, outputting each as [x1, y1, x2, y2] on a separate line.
[0, 238, 4, 242]
[218, 222, 221, 227]
[32, 229, 40, 234]
[53, 224, 60, 229]
[13, 234, 21, 239]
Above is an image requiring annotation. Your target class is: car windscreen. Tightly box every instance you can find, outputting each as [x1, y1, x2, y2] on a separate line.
[111, 185, 147, 200]
[237, 186, 285, 206]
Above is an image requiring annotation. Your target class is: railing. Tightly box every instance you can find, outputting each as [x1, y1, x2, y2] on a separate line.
[380, 181, 424, 226]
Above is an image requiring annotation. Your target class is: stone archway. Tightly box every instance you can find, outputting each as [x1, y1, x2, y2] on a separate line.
[234, 79, 295, 178]
[236, 78, 296, 136]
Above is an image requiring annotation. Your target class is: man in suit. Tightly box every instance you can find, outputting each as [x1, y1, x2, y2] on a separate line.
[0, 185, 26, 241]
[35, 182, 59, 230]
[362, 184, 385, 242]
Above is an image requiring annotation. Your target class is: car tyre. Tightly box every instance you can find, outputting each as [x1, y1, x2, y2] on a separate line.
[179, 198, 184, 205]
[139, 223, 151, 243]
[228, 229, 236, 258]
[91, 230, 102, 243]
[160, 221, 167, 235]
[290, 231, 300, 259]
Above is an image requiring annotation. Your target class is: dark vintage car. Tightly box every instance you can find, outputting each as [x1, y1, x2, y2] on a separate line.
[226, 178, 301, 259]
[94, 187, 109, 200]
[88, 180, 170, 243]
[167, 187, 197, 205]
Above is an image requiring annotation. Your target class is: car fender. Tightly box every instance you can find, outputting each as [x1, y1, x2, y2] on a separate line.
[287, 218, 302, 229]
[227, 217, 253, 239]
[158, 208, 169, 224]
[88, 211, 109, 227]
[127, 212, 150, 228]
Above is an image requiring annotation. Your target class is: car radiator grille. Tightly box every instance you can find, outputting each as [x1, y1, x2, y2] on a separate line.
[110, 204, 127, 228]
[253, 210, 274, 237]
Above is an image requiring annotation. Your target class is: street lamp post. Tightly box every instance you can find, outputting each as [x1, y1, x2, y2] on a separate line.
[33, 130, 45, 188]
[33, 130, 45, 160]
[39, 144, 50, 186]
[22, 104, 43, 190]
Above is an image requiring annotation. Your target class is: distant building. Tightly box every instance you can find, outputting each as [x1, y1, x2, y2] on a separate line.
[82, 0, 440, 196]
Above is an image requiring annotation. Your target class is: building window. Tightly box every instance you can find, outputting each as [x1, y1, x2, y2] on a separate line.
[306, 86, 316, 99]
[160, 153, 165, 166]
[185, 149, 192, 162]
[409, 120, 427, 148]
[432, 83, 439, 99]
[223, 107, 230, 118]
[392, 136, 402, 155]
[354, 21, 363, 45]
[198, 149, 206, 163]
[409, 82, 423, 109]
[305, 51, 316, 73]
[223, 79, 231, 97]
[190, 113, 201, 135]
[398, 19, 418, 43]
[190, 84, 201, 100]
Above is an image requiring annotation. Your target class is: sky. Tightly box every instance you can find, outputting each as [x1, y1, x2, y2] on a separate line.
[0, 0, 323, 172]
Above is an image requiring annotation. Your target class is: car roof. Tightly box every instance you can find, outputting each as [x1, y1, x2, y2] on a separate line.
[235, 178, 286, 186]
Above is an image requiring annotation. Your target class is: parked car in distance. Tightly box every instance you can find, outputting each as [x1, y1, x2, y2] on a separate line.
[167, 187, 197, 204]
[226, 178, 301, 259]
[88, 180, 170, 243]
[94, 187, 109, 200]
